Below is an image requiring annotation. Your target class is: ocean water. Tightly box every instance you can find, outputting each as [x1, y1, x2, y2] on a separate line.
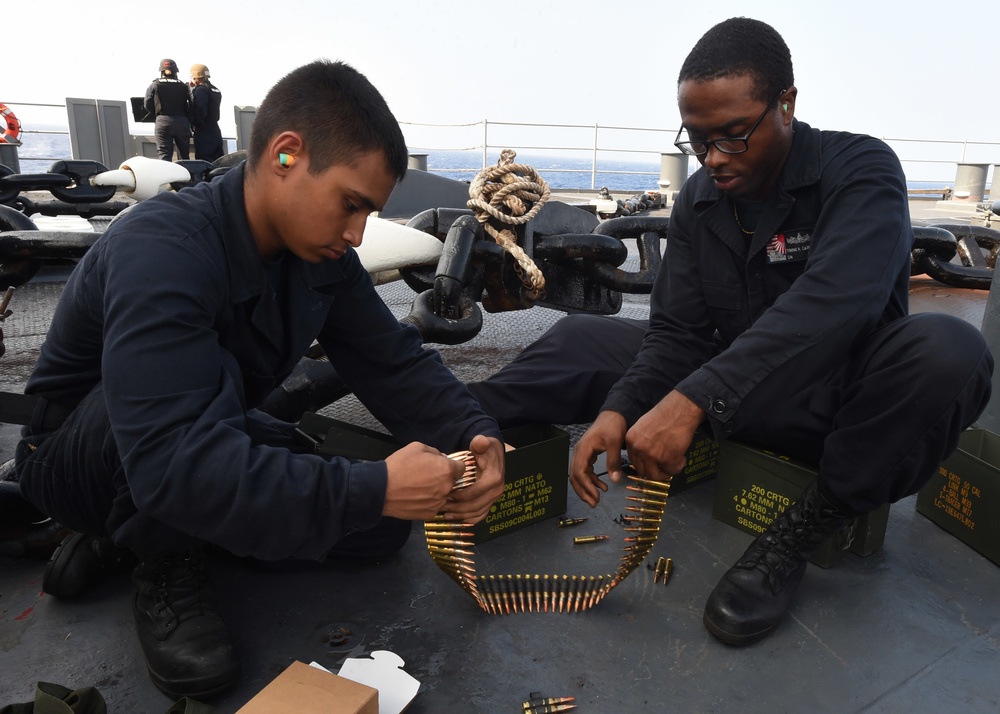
[9, 133, 663, 191]
[424, 150, 665, 191]
[6, 132, 961, 194]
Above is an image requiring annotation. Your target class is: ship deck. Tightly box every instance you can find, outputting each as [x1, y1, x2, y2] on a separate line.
[1, 198, 999, 713]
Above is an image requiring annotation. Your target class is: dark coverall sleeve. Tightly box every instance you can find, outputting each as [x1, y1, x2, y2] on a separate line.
[190, 86, 208, 128]
[603, 138, 912, 437]
[99, 223, 495, 562]
[314, 252, 502, 455]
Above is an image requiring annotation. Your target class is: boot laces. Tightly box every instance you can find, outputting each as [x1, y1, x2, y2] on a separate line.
[738, 490, 848, 590]
[148, 552, 217, 625]
[739, 521, 807, 590]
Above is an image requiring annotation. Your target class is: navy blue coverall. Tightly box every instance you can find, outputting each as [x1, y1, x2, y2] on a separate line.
[471, 120, 992, 513]
[144, 77, 191, 161]
[17, 164, 501, 560]
[190, 81, 224, 162]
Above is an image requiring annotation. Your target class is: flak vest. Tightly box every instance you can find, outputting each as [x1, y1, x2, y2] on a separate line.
[151, 78, 189, 117]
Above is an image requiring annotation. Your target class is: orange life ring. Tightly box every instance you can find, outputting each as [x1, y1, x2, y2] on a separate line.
[0, 104, 21, 144]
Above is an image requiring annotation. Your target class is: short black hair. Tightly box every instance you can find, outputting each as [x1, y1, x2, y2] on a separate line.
[247, 59, 408, 180]
[678, 17, 794, 102]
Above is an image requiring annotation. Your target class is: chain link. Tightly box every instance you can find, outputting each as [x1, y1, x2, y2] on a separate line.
[0, 160, 116, 205]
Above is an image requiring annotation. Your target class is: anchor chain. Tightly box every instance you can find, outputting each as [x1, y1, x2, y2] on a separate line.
[398, 204, 670, 344]
[0, 159, 235, 288]
[466, 149, 551, 301]
[0, 160, 117, 205]
[585, 215, 667, 293]
[0, 159, 226, 209]
[911, 223, 1000, 290]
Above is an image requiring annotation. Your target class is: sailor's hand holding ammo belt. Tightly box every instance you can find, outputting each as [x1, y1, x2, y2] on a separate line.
[383, 442, 465, 521]
[443, 434, 505, 524]
[570, 410, 628, 508]
[624, 389, 705, 484]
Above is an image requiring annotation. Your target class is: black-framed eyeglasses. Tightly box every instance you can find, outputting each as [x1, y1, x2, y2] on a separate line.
[673, 88, 787, 156]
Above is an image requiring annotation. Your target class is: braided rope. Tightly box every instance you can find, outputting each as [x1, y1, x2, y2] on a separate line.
[466, 149, 551, 300]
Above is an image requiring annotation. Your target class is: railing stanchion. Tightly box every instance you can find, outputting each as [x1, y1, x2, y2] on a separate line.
[482, 119, 488, 170]
[591, 124, 599, 190]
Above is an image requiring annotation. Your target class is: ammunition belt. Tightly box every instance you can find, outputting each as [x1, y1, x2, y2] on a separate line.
[427, 452, 668, 615]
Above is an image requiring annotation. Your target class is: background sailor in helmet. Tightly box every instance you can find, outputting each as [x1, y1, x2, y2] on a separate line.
[143, 58, 192, 162]
[188, 63, 224, 162]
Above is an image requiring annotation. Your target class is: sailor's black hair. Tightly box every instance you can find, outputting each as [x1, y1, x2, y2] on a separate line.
[678, 17, 794, 101]
[247, 59, 407, 179]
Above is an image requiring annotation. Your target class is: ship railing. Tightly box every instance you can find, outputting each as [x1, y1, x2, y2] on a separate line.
[2, 100, 237, 168]
[401, 119, 1000, 199]
[3, 103, 998, 198]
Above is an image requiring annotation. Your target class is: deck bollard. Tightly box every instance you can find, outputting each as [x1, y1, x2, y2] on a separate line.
[659, 152, 688, 205]
[953, 163, 989, 202]
[407, 153, 428, 172]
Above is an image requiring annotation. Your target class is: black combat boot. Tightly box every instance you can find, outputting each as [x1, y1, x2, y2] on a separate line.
[703, 480, 855, 646]
[43, 532, 137, 597]
[132, 549, 240, 698]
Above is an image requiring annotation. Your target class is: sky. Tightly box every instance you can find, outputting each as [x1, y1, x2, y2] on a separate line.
[6, 0, 1000, 170]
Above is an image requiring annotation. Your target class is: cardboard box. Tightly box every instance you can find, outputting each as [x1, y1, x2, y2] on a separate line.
[916, 428, 1000, 566]
[296, 414, 570, 544]
[236, 661, 378, 714]
[712, 440, 890, 568]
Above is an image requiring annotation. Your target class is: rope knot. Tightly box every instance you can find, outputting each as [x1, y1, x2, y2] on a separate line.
[466, 149, 551, 300]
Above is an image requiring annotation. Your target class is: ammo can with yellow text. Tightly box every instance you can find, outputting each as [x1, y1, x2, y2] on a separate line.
[916, 428, 1000, 566]
[712, 440, 890, 568]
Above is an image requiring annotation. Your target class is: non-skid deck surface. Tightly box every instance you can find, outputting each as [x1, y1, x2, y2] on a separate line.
[2, 207, 999, 712]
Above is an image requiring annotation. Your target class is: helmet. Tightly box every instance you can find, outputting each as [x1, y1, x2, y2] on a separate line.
[159, 58, 178, 76]
[190, 63, 210, 79]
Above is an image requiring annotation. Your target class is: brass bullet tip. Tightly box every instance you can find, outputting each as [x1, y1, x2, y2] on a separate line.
[573, 534, 609, 544]
[523, 695, 577, 711]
